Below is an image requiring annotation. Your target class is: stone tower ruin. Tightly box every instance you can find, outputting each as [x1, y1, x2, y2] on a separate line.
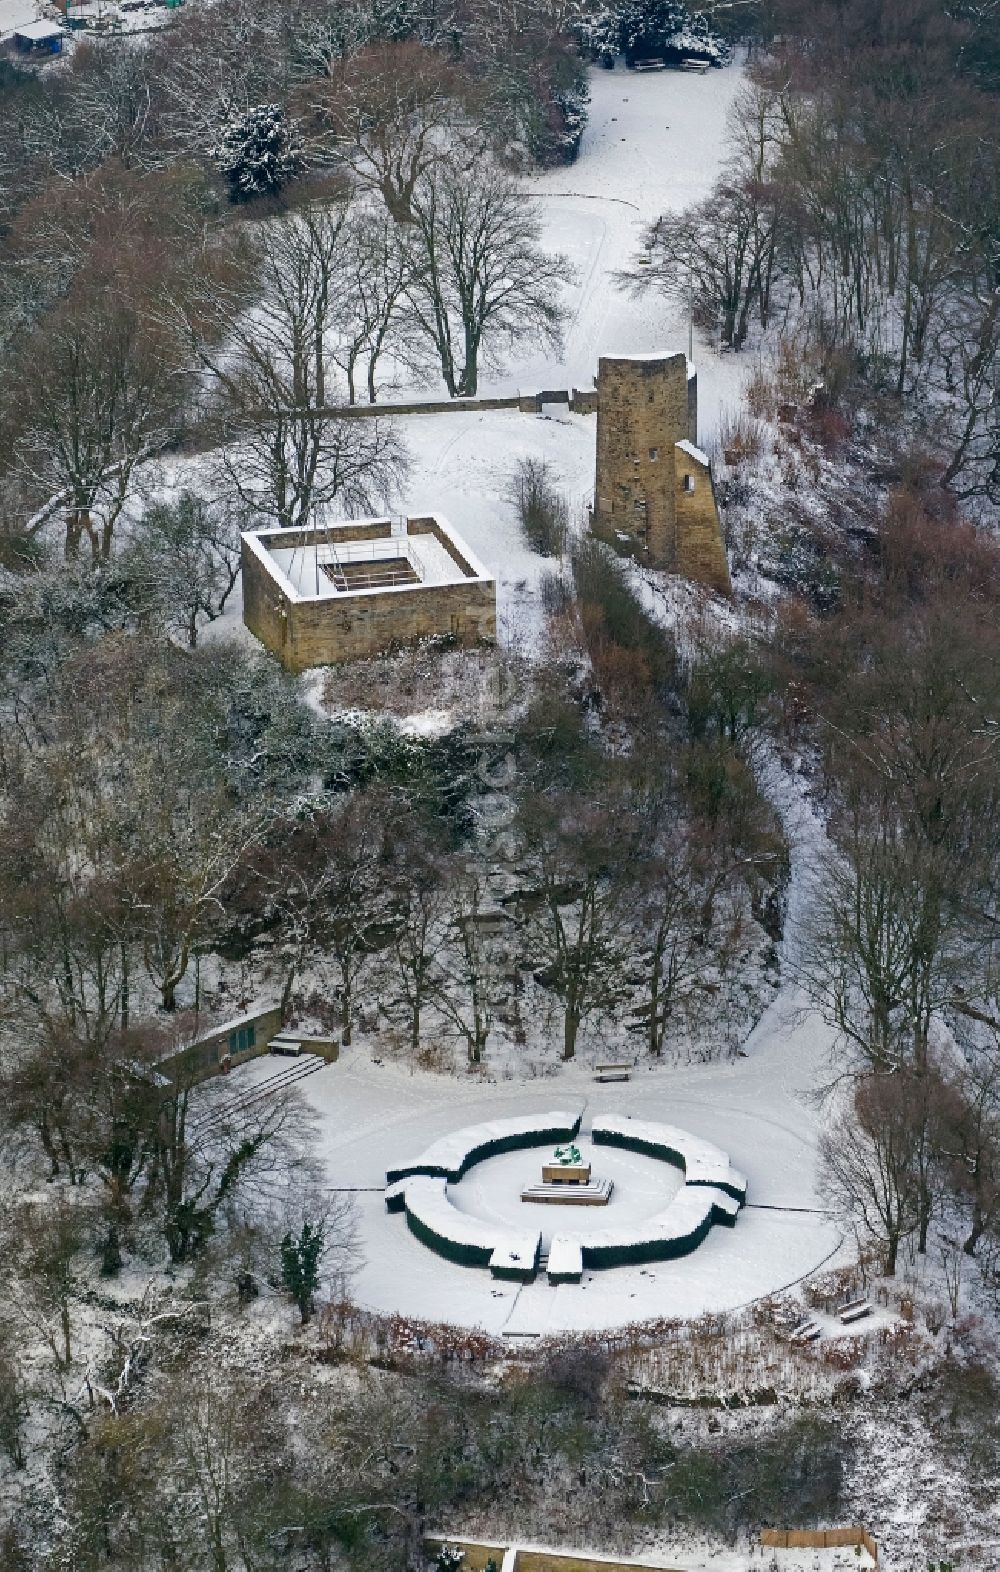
[593, 351, 731, 595]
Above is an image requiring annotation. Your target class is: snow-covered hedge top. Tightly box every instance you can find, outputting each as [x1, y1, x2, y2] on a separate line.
[401, 1175, 541, 1266]
[592, 1115, 747, 1200]
[385, 1110, 582, 1185]
[579, 1182, 732, 1254]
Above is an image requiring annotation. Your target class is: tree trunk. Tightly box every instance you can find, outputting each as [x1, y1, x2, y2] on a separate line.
[341, 983, 353, 1047]
[885, 1231, 898, 1276]
[563, 1009, 579, 1061]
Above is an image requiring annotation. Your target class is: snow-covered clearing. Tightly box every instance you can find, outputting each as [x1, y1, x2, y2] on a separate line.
[231, 955, 840, 1333]
[384, 62, 749, 647]
[166, 62, 750, 655]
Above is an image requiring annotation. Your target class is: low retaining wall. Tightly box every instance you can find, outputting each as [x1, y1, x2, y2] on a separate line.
[761, 1527, 878, 1561]
[427, 1532, 876, 1571]
[264, 389, 600, 422]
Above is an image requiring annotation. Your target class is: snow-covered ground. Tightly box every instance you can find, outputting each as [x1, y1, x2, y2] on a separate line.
[188, 61, 751, 655]
[383, 62, 750, 647]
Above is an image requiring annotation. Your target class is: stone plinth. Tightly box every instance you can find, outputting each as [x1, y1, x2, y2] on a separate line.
[521, 1178, 613, 1206]
[542, 1161, 592, 1185]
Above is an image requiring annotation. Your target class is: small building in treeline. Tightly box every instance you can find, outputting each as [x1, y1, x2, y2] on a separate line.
[12, 16, 65, 50]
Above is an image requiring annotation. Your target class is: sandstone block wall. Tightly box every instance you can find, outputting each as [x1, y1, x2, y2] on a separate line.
[673, 447, 731, 595]
[593, 352, 729, 594]
[279, 578, 495, 671]
[242, 517, 496, 672]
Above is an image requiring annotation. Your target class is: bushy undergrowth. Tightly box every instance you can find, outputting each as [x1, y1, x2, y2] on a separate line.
[571, 536, 676, 695]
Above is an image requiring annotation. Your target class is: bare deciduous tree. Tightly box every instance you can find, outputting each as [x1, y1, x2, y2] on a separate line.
[406, 156, 569, 397]
[300, 40, 482, 223]
[199, 203, 408, 525]
[821, 1072, 927, 1275]
[515, 789, 635, 1060]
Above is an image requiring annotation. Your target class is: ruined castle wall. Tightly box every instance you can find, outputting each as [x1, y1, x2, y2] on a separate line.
[242, 518, 496, 672]
[593, 352, 729, 594]
[241, 536, 290, 664]
[672, 448, 731, 595]
[281, 579, 496, 672]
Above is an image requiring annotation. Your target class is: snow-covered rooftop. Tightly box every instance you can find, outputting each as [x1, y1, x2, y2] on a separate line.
[0, 0, 40, 39]
[12, 14, 63, 37]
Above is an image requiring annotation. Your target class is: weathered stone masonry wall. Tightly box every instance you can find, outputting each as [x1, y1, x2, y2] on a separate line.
[280, 578, 495, 672]
[673, 453, 731, 595]
[242, 518, 496, 672]
[595, 352, 691, 565]
[593, 352, 730, 594]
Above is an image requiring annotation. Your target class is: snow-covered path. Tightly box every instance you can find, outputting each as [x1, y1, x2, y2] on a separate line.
[511, 60, 748, 434]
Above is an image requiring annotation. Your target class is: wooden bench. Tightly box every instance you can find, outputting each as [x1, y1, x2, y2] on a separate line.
[679, 57, 710, 73]
[594, 1062, 632, 1082]
[839, 1299, 873, 1325]
[268, 1035, 302, 1057]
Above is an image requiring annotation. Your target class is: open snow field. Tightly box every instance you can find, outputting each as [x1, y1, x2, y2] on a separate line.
[386, 61, 750, 646]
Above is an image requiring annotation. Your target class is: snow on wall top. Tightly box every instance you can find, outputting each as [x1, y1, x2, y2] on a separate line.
[675, 438, 710, 467]
[578, 1182, 725, 1254]
[244, 514, 494, 606]
[602, 350, 696, 379]
[386, 1109, 582, 1185]
[592, 1115, 746, 1199]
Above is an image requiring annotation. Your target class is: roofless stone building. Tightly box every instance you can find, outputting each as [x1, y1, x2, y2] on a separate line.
[241, 514, 496, 672]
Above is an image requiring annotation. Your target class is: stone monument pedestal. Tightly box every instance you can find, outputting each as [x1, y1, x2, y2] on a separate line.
[542, 1160, 591, 1185]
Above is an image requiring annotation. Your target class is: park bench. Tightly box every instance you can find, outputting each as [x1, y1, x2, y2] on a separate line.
[839, 1299, 873, 1325]
[594, 1062, 633, 1082]
[790, 1318, 822, 1344]
[268, 1035, 302, 1056]
[679, 57, 710, 73]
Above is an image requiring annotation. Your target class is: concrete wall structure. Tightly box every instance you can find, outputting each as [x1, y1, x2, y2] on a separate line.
[593, 352, 730, 595]
[242, 514, 496, 672]
[166, 1004, 284, 1082]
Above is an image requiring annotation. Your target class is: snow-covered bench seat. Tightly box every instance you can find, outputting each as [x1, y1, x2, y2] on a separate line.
[385, 1109, 583, 1185]
[547, 1236, 584, 1284]
[592, 1115, 747, 1202]
[578, 1184, 739, 1269]
[490, 1241, 541, 1282]
[389, 1175, 542, 1279]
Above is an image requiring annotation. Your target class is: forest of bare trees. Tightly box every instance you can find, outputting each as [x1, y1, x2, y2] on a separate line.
[628, 0, 1000, 503]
